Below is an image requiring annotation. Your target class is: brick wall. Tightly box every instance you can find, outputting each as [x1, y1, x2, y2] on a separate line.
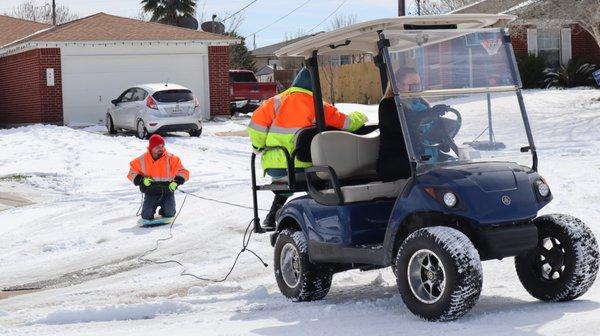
[510, 26, 529, 56]
[0, 48, 63, 126]
[571, 24, 600, 64]
[208, 45, 230, 117]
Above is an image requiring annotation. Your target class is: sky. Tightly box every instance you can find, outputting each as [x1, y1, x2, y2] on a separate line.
[0, 0, 406, 48]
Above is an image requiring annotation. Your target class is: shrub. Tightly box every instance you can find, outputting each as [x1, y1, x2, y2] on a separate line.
[543, 59, 599, 88]
[516, 53, 546, 89]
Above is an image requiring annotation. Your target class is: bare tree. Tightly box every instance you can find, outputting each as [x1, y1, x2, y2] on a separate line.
[7, 0, 78, 25]
[409, 0, 478, 15]
[328, 13, 357, 30]
[516, 0, 600, 48]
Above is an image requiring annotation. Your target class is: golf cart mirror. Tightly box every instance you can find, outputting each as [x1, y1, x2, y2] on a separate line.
[520, 146, 531, 153]
[111, 99, 119, 106]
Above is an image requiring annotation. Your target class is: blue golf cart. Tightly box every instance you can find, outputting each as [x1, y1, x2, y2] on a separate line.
[250, 14, 599, 321]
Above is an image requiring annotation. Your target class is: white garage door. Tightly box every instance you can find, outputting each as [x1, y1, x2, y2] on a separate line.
[61, 53, 210, 125]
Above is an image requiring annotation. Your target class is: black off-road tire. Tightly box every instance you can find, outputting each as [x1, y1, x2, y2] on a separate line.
[274, 229, 332, 302]
[396, 227, 483, 321]
[106, 114, 117, 135]
[515, 214, 599, 302]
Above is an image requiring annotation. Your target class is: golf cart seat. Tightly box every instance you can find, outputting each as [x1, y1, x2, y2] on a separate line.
[310, 130, 407, 203]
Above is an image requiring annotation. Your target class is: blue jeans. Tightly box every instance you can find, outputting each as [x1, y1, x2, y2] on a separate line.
[141, 191, 176, 220]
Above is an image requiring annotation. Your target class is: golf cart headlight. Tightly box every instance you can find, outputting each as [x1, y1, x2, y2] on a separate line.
[443, 192, 458, 208]
[535, 180, 550, 198]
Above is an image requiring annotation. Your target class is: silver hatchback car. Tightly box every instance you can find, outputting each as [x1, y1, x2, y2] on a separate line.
[106, 83, 203, 139]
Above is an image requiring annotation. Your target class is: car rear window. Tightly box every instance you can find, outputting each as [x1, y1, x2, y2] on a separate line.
[229, 71, 257, 82]
[153, 90, 194, 103]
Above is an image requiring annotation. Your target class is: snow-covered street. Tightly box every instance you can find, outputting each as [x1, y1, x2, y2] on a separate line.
[1, 89, 599, 335]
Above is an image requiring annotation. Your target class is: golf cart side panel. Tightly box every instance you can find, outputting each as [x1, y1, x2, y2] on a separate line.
[277, 196, 395, 264]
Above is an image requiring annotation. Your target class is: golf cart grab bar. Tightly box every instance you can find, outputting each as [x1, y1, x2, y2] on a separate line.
[399, 86, 518, 98]
[305, 165, 344, 206]
[254, 146, 296, 187]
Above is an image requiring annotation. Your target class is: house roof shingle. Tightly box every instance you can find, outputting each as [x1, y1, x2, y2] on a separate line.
[1, 12, 236, 49]
[0, 15, 51, 47]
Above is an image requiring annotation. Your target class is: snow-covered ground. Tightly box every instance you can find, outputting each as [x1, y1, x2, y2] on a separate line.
[1, 89, 599, 335]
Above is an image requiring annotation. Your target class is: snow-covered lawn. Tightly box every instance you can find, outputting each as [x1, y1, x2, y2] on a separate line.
[0, 89, 599, 335]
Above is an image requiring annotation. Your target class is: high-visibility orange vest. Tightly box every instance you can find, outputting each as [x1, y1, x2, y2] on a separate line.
[127, 151, 189, 182]
[248, 87, 366, 170]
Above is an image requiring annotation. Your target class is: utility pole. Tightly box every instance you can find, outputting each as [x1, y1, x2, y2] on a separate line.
[398, 0, 405, 16]
[52, 0, 56, 25]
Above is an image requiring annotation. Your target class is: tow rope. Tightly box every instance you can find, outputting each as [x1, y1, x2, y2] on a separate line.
[137, 189, 269, 283]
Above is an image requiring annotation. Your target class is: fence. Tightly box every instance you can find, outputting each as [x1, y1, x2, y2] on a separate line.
[319, 62, 383, 105]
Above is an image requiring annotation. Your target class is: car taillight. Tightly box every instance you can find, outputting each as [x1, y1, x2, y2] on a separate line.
[146, 96, 158, 110]
[194, 97, 200, 108]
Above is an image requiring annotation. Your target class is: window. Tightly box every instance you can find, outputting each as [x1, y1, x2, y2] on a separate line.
[538, 29, 560, 67]
[153, 90, 194, 103]
[229, 71, 257, 82]
[120, 89, 135, 103]
[132, 89, 146, 101]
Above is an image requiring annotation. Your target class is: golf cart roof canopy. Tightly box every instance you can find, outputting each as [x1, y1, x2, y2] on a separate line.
[275, 14, 516, 58]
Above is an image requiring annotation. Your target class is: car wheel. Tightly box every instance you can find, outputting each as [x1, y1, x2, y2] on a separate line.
[515, 214, 599, 302]
[189, 128, 202, 137]
[274, 229, 332, 302]
[106, 114, 117, 135]
[136, 119, 149, 139]
[396, 226, 482, 321]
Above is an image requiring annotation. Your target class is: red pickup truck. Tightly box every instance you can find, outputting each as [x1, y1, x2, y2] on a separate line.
[229, 70, 277, 114]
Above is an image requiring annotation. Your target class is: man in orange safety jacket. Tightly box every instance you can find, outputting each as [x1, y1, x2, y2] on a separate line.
[248, 67, 368, 228]
[128, 134, 190, 220]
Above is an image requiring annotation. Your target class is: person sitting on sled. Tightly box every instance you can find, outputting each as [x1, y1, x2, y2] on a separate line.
[127, 134, 190, 220]
[248, 67, 368, 228]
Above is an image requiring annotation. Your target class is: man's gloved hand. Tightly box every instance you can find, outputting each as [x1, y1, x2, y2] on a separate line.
[143, 177, 153, 187]
[169, 176, 185, 192]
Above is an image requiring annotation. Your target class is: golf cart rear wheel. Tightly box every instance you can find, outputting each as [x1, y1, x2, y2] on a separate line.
[396, 227, 482, 321]
[274, 229, 332, 302]
[515, 214, 599, 302]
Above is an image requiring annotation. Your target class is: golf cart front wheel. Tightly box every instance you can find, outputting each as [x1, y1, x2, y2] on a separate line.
[274, 229, 332, 302]
[515, 214, 599, 302]
[396, 227, 482, 321]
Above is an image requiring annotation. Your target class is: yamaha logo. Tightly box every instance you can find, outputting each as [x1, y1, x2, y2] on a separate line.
[501, 195, 512, 205]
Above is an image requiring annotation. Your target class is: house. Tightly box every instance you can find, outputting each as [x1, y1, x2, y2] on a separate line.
[452, 0, 600, 66]
[251, 33, 322, 71]
[0, 13, 238, 127]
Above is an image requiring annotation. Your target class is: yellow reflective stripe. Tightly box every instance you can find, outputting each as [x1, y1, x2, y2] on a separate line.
[269, 125, 302, 134]
[273, 95, 281, 118]
[281, 86, 312, 96]
[166, 153, 172, 180]
[248, 121, 268, 132]
[139, 154, 146, 175]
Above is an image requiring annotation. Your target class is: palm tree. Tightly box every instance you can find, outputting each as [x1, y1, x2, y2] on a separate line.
[140, 0, 196, 26]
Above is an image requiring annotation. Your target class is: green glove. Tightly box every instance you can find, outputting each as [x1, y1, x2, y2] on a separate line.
[143, 177, 153, 187]
[169, 181, 178, 192]
[347, 111, 369, 132]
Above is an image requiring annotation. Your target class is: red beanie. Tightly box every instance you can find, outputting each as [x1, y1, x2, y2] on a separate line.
[148, 134, 165, 150]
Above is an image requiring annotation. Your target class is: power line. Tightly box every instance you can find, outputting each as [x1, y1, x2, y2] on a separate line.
[307, 0, 349, 33]
[222, 0, 259, 22]
[245, 0, 312, 39]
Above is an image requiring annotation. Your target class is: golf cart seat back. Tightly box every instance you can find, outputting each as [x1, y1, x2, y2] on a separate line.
[310, 130, 407, 203]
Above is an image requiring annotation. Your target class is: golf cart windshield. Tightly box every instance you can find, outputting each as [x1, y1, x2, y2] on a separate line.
[384, 29, 533, 171]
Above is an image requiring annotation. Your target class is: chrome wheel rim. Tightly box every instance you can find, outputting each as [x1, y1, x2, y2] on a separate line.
[280, 243, 301, 288]
[407, 249, 446, 304]
[137, 120, 146, 139]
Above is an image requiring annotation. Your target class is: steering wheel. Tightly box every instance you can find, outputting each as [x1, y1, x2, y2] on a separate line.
[416, 104, 462, 156]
